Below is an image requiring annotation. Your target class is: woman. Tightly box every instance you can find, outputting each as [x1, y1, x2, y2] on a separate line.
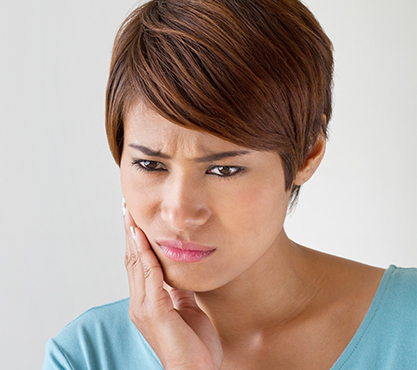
[43, 0, 416, 369]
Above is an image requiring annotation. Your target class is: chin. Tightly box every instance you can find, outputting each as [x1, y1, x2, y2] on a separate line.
[162, 264, 221, 293]
[163, 275, 212, 293]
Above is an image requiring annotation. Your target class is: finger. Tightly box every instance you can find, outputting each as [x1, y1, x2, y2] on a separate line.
[168, 287, 208, 330]
[168, 286, 201, 312]
[168, 288, 222, 364]
[123, 206, 145, 304]
[123, 207, 165, 305]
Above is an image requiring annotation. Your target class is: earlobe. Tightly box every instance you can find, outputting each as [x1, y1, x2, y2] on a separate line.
[293, 133, 326, 186]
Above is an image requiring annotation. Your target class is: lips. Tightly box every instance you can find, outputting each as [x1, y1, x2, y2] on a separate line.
[156, 239, 216, 263]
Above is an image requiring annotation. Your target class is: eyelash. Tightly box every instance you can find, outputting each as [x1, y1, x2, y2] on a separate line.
[131, 159, 245, 179]
[132, 160, 167, 172]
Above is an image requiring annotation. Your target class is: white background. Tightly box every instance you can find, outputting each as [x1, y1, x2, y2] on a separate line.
[0, 0, 415, 368]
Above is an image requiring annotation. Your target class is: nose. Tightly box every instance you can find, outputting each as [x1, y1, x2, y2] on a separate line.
[160, 173, 211, 231]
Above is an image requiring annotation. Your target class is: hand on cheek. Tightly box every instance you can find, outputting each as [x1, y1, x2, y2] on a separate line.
[122, 200, 223, 370]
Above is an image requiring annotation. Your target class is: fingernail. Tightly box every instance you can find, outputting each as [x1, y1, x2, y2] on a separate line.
[130, 226, 136, 240]
[121, 198, 126, 216]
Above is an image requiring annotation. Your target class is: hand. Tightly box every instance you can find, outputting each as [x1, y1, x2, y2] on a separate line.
[123, 206, 223, 370]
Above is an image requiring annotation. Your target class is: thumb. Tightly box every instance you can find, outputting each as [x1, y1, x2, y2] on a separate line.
[168, 287, 201, 313]
[168, 287, 223, 366]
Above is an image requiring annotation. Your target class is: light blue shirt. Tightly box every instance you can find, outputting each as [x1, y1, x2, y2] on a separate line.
[330, 265, 416, 369]
[43, 265, 416, 369]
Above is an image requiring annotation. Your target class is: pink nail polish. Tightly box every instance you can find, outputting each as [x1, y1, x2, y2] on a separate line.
[121, 198, 126, 216]
[130, 226, 136, 240]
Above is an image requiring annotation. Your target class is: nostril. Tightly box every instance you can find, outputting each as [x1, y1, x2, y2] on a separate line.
[160, 178, 211, 230]
[161, 205, 210, 230]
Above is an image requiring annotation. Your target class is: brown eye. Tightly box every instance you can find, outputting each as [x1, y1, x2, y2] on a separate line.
[143, 161, 158, 170]
[207, 166, 243, 177]
[132, 160, 167, 172]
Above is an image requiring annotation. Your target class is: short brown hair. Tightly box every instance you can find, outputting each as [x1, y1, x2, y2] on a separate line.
[106, 0, 334, 204]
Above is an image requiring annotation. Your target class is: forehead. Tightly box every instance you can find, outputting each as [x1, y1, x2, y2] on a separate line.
[124, 103, 250, 155]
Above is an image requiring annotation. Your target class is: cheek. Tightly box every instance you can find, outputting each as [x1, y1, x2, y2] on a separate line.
[120, 167, 160, 228]
[226, 183, 289, 236]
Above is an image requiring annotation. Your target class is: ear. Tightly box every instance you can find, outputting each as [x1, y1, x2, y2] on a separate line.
[293, 118, 327, 186]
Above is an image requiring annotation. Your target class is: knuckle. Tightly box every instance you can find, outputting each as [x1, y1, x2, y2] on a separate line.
[142, 263, 161, 280]
[142, 264, 152, 280]
[124, 253, 130, 267]
[124, 251, 141, 268]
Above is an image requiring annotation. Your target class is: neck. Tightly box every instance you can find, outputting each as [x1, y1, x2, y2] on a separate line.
[194, 231, 323, 345]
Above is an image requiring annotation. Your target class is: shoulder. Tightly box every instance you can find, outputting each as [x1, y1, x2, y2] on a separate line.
[354, 265, 417, 340]
[332, 265, 417, 370]
[42, 298, 163, 370]
[57, 298, 131, 336]
[377, 265, 417, 322]
[386, 265, 417, 292]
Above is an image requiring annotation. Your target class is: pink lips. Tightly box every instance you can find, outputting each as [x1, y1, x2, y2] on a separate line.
[156, 240, 216, 263]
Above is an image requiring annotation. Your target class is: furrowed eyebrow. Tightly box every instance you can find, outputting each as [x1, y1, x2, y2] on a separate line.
[128, 144, 250, 162]
[129, 144, 170, 159]
[194, 150, 251, 163]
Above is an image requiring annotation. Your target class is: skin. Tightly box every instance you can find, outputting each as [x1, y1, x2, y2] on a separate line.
[121, 103, 385, 369]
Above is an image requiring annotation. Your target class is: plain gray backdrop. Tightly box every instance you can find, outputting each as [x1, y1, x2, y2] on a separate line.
[0, 0, 416, 368]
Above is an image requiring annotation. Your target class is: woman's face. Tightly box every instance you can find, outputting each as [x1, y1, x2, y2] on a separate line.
[120, 103, 291, 292]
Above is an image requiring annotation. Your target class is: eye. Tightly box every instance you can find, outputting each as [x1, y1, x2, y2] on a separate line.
[207, 165, 244, 177]
[132, 159, 167, 172]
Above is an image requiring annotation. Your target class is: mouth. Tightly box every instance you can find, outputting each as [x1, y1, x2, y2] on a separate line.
[156, 240, 216, 263]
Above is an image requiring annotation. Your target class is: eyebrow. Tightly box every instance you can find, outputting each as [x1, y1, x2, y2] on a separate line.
[128, 144, 251, 162]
